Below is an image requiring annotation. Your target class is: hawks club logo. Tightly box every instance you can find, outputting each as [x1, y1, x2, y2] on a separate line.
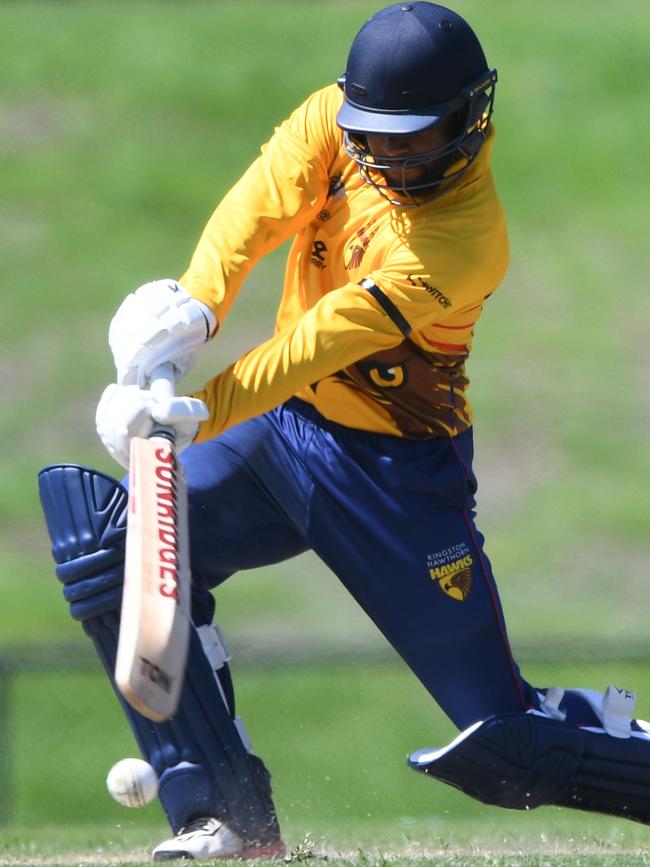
[346, 245, 365, 270]
[345, 222, 380, 270]
[427, 547, 474, 601]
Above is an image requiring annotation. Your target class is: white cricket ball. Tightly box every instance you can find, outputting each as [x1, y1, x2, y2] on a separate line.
[106, 758, 158, 808]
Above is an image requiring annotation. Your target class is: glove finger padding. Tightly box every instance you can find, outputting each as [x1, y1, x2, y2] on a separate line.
[95, 384, 208, 470]
[109, 279, 216, 387]
[96, 384, 155, 469]
[152, 395, 210, 426]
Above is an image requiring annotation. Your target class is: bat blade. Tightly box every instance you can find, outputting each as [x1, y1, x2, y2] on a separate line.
[115, 433, 191, 722]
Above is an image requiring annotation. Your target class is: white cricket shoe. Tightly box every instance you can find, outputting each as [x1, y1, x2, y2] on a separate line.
[152, 816, 286, 861]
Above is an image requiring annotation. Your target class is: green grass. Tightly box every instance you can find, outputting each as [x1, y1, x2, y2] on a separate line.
[1, 1, 650, 863]
[2, 0, 649, 653]
[4, 834, 650, 867]
[5, 659, 650, 863]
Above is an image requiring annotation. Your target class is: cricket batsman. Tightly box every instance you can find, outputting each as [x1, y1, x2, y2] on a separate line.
[39, 2, 650, 861]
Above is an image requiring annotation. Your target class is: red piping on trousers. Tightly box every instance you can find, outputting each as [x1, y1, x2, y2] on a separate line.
[450, 436, 529, 711]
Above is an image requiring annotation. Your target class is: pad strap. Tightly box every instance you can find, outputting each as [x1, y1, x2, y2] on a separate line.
[539, 684, 637, 738]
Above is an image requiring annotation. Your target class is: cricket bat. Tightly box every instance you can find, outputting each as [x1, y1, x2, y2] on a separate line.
[115, 364, 191, 722]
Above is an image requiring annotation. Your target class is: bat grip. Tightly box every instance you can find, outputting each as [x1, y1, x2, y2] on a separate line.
[149, 363, 175, 401]
[149, 363, 176, 441]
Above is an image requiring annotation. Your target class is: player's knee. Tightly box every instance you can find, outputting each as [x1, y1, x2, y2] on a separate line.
[38, 464, 127, 620]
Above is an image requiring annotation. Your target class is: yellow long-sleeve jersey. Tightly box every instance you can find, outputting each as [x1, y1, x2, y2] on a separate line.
[182, 83, 509, 441]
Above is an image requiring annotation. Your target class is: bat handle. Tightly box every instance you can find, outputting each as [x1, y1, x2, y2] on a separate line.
[149, 363, 176, 441]
[149, 363, 176, 401]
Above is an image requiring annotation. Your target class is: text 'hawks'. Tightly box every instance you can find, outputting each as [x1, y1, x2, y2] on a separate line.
[154, 447, 180, 601]
[429, 555, 473, 580]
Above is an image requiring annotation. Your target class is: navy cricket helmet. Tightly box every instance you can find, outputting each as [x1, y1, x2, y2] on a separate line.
[336, 2, 497, 204]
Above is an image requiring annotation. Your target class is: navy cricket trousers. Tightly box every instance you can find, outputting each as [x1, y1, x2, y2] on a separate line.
[183, 398, 536, 730]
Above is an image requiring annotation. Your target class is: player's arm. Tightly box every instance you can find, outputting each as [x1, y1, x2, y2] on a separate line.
[97, 276, 415, 463]
[107, 87, 340, 387]
[179, 86, 340, 325]
[190, 264, 485, 440]
[96, 254, 489, 463]
[190, 203, 509, 439]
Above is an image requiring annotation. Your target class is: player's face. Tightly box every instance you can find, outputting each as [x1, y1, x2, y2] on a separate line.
[343, 110, 468, 205]
[365, 122, 456, 188]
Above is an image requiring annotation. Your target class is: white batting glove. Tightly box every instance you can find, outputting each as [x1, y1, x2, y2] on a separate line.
[109, 279, 217, 387]
[95, 383, 209, 469]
